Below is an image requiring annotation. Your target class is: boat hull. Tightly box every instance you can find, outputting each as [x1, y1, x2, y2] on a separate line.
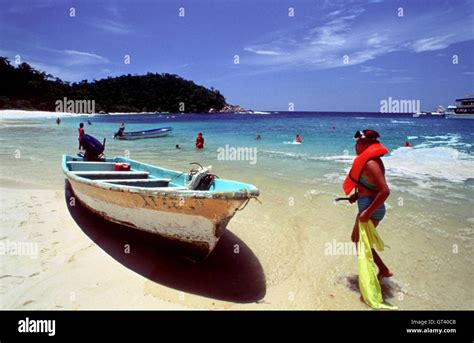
[116, 127, 173, 140]
[66, 177, 246, 260]
[445, 113, 474, 119]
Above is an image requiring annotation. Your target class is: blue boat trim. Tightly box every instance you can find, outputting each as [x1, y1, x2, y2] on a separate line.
[122, 127, 173, 136]
[62, 155, 260, 200]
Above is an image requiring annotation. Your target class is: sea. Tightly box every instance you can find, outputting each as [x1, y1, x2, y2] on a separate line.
[0, 111, 473, 309]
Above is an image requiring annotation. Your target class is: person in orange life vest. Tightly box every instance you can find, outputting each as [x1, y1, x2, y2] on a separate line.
[344, 129, 393, 280]
[295, 134, 302, 143]
[195, 133, 204, 149]
[78, 123, 85, 150]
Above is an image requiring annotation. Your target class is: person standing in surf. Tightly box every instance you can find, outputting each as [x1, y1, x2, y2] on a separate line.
[195, 132, 204, 149]
[344, 129, 392, 280]
[78, 122, 85, 150]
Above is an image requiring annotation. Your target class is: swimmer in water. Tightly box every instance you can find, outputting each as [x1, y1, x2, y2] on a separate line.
[195, 133, 204, 149]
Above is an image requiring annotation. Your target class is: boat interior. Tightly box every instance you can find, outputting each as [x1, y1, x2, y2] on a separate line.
[65, 158, 186, 189]
[63, 155, 259, 193]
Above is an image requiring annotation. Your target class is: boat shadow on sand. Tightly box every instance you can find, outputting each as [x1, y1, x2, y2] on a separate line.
[64, 181, 266, 304]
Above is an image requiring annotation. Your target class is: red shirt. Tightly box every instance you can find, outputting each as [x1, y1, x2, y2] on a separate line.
[78, 127, 85, 141]
[195, 136, 204, 148]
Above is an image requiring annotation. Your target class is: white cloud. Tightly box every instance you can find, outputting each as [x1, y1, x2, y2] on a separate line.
[244, 48, 284, 56]
[411, 35, 456, 52]
[89, 19, 131, 34]
[62, 50, 109, 65]
[4, 48, 111, 81]
[240, 3, 474, 71]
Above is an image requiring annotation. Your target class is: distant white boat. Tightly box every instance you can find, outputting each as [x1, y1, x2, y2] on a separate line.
[413, 105, 445, 118]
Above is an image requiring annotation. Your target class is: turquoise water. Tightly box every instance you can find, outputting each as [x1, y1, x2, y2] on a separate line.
[1, 111, 473, 309]
[1, 112, 473, 204]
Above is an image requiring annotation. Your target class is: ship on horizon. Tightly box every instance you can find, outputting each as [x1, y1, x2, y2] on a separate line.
[445, 96, 474, 119]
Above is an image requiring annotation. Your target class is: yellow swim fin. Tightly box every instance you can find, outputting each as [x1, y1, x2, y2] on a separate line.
[358, 220, 397, 310]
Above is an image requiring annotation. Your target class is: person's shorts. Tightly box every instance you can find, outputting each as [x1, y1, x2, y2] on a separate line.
[357, 196, 386, 222]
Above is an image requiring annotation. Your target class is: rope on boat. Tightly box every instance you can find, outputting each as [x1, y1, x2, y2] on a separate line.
[236, 194, 261, 211]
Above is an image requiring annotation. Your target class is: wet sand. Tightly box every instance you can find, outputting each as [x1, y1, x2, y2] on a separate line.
[1, 178, 472, 310]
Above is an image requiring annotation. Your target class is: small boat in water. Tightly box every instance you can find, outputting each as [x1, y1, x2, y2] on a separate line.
[115, 127, 173, 140]
[62, 155, 259, 260]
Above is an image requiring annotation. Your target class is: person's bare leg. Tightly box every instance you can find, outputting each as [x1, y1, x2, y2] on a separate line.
[371, 220, 393, 279]
[351, 214, 360, 247]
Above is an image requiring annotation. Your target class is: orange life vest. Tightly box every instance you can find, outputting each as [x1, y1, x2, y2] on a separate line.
[342, 143, 389, 195]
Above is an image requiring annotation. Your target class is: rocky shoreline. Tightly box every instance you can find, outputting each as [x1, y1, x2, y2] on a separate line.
[209, 104, 253, 114]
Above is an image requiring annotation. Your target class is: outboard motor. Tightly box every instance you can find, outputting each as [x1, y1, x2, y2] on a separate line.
[187, 163, 216, 190]
[81, 134, 106, 161]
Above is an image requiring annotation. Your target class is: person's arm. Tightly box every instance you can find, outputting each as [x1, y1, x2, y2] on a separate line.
[358, 160, 390, 222]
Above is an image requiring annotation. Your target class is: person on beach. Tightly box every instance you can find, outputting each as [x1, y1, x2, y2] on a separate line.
[346, 129, 392, 280]
[296, 134, 302, 143]
[78, 123, 85, 150]
[195, 133, 204, 149]
[114, 122, 125, 139]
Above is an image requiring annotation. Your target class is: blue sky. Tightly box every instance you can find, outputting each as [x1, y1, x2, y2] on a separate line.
[1, 0, 473, 111]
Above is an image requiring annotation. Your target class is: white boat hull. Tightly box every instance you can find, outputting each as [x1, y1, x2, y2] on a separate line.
[116, 131, 170, 140]
[445, 113, 474, 119]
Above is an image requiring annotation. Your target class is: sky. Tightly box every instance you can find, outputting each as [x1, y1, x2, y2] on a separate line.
[0, 0, 473, 111]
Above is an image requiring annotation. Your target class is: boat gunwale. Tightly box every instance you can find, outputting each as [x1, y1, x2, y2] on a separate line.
[122, 127, 173, 136]
[62, 155, 260, 200]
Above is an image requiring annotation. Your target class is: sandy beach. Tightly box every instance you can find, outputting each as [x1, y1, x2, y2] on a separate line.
[1, 175, 472, 310]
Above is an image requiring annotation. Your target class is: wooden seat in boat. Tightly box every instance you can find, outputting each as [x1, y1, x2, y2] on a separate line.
[71, 171, 150, 180]
[101, 178, 171, 187]
[67, 161, 117, 171]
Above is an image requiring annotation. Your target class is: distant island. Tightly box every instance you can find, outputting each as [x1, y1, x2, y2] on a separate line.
[0, 56, 248, 114]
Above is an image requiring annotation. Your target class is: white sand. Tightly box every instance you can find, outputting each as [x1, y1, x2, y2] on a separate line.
[0, 187, 184, 310]
[0, 110, 170, 120]
[2, 182, 472, 310]
[0, 110, 94, 120]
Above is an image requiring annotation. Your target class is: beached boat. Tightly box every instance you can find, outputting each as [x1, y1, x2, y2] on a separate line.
[115, 127, 173, 140]
[62, 155, 259, 260]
